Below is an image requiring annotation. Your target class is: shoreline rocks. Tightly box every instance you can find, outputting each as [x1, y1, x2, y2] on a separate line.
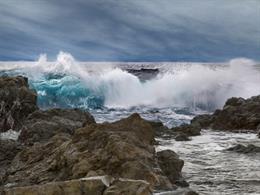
[0, 76, 192, 194]
[0, 113, 188, 193]
[171, 95, 260, 138]
[1, 176, 152, 195]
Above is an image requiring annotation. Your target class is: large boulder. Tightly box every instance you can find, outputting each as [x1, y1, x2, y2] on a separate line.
[2, 113, 181, 191]
[0, 76, 38, 132]
[18, 108, 95, 145]
[157, 150, 188, 187]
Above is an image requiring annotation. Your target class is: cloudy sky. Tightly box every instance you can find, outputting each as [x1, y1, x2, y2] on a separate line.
[0, 0, 259, 61]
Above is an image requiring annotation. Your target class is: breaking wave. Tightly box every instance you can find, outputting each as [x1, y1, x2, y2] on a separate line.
[2, 51, 260, 111]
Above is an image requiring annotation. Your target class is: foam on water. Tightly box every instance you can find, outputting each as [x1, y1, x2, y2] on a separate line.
[157, 130, 260, 195]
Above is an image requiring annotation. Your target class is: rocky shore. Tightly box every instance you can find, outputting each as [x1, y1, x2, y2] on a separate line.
[0, 76, 197, 194]
[168, 95, 260, 140]
[1, 76, 259, 194]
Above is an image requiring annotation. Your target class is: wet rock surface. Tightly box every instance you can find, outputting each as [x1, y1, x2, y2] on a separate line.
[0, 76, 38, 132]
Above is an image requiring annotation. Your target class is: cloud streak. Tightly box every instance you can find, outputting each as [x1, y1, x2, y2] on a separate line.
[0, 0, 259, 61]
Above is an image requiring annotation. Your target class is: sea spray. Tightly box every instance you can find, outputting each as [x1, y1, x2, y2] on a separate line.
[1, 52, 260, 111]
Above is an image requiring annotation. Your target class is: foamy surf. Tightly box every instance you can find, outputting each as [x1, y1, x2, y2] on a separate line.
[0, 51, 259, 112]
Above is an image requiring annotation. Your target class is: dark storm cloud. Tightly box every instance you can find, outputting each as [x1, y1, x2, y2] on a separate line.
[0, 0, 259, 61]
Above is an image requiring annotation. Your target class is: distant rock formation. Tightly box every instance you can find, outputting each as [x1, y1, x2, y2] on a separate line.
[169, 95, 260, 140]
[126, 68, 159, 81]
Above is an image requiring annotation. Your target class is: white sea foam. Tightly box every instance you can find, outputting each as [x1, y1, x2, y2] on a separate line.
[0, 129, 20, 141]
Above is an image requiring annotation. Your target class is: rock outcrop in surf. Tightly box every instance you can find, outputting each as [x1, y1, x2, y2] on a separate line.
[171, 95, 260, 139]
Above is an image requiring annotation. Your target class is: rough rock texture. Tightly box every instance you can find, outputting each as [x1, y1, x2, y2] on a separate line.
[0, 76, 38, 132]
[0, 139, 22, 185]
[157, 150, 188, 187]
[1, 176, 151, 195]
[172, 95, 260, 136]
[227, 144, 260, 153]
[1, 113, 185, 192]
[104, 178, 151, 195]
[193, 96, 260, 131]
[18, 108, 95, 145]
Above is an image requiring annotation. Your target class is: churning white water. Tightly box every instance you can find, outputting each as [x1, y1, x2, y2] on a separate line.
[1, 51, 259, 111]
[157, 130, 260, 195]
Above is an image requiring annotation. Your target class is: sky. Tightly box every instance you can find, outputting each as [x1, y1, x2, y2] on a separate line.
[0, 0, 259, 61]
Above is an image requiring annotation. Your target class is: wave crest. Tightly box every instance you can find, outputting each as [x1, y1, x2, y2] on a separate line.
[6, 52, 260, 111]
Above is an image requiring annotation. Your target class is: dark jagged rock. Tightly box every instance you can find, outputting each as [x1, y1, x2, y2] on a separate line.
[200, 96, 260, 131]
[173, 95, 260, 135]
[0, 76, 38, 132]
[157, 150, 188, 187]
[227, 144, 260, 153]
[1, 113, 185, 192]
[126, 68, 159, 81]
[18, 108, 95, 145]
